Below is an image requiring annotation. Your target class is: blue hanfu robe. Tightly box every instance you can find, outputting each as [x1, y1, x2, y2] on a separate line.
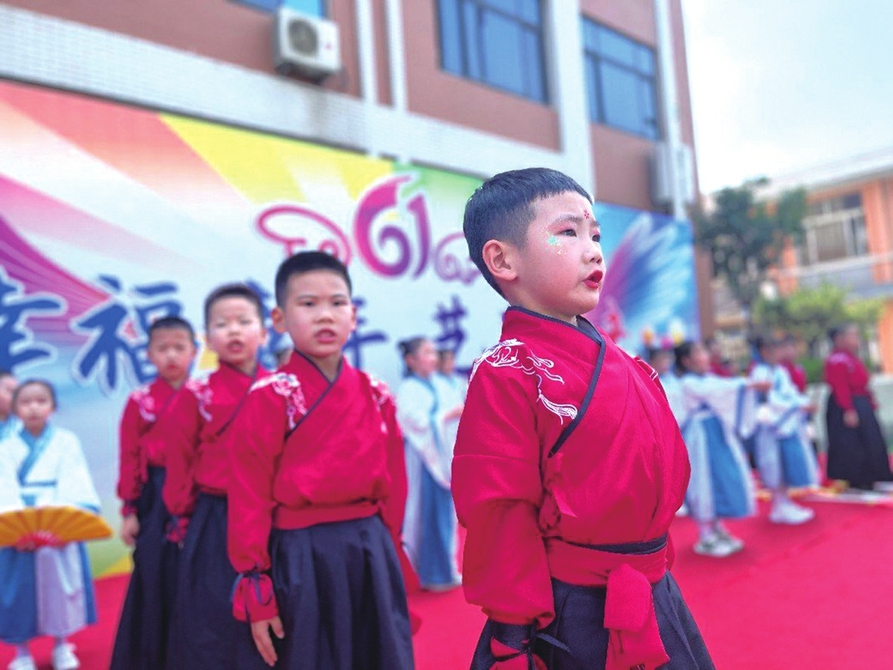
[396, 373, 462, 588]
[674, 373, 758, 522]
[749, 363, 819, 490]
[0, 424, 100, 644]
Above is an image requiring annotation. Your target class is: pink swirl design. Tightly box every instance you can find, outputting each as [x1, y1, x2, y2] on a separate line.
[256, 205, 352, 264]
[354, 175, 431, 278]
[433, 232, 479, 285]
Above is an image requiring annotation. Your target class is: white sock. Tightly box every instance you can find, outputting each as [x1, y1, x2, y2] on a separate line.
[697, 520, 716, 541]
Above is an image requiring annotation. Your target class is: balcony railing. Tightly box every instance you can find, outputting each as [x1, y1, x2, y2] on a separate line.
[777, 252, 893, 299]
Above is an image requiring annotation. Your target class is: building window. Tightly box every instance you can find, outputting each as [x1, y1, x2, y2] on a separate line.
[803, 192, 867, 265]
[582, 18, 659, 139]
[232, 0, 325, 16]
[437, 0, 548, 103]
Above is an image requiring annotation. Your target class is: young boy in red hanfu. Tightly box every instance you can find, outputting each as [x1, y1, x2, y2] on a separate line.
[111, 316, 197, 670]
[163, 284, 270, 670]
[227, 251, 415, 670]
[824, 324, 893, 491]
[454, 168, 713, 670]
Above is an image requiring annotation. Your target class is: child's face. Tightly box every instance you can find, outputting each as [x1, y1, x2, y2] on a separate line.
[438, 350, 455, 376]
[0, 376, 17, 419]
[839, 326, 860, 353]
[407, 340, 438, 378]
[14, 383, 54, 434]
[650, 351, 673, 376]
[760, 343, 779, 365]
[148, 328, 196, 385]
[272, 270, 356, 371]
[206, 297, 267, 373]
[687, 343, 710, 374]
[508, 192, 605, 323]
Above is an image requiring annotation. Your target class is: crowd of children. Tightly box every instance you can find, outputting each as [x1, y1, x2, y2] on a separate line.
[2, 167, 891, 670]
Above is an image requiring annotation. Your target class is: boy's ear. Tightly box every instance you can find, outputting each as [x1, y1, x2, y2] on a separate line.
[271, 306, 287, 335]
[481, 239, 518, 284]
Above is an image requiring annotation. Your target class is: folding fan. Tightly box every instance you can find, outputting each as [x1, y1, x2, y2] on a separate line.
[0, 506, 113, 548]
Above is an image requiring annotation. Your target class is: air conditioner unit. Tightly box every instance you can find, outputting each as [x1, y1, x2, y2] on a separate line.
[273, 7, 341, 80]
[651, 142, 695, 208]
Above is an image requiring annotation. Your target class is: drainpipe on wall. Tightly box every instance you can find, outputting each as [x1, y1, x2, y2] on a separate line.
[355, 0, 379, 158]
[545, 0, 595, 196]
[384, 0, 409, 164]
[654, 0, 685, 219]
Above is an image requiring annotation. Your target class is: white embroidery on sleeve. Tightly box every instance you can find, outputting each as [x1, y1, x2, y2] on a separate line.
[252, 373, 308, 431]
[472, 339, 578, 424]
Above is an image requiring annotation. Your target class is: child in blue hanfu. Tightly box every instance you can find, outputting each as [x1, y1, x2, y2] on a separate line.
[749, 336, 819, 524]
[397, 337, 464, 591]
[674, 342, 769, 557]
[0, 380, 101, 670]
[0, 370, 19, 440]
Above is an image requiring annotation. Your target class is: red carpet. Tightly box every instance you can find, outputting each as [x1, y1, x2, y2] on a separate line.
[3, 500, 892, 669]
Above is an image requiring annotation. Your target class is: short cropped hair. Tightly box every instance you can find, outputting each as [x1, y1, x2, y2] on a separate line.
[274, 251, 352, 307]
[673, 341, 696, 375]
[828, 323, 856, 343]
[203, 283, 265, 330]
[463, 168, 592, 295]
[148, 315, 196, 344]
[13, 379, 57, 409]
[0, 369, 14, 382]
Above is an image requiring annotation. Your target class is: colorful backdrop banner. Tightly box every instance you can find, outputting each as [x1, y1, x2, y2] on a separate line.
[0, 80, 699, 574]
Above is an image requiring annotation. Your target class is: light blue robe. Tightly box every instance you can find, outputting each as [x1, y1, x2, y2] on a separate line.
[673, 373, 758, 522]
[396, 373, 462, 587]
[749, 363, 819, 490]
[0, 424, 100, 644]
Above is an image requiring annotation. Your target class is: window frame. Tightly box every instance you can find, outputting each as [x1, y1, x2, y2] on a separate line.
[437, 0, 549, 104]
[230, 0, 327, 17]
[582, 17, 661, 140]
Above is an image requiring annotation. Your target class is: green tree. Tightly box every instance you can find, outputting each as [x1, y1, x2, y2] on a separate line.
[753, 283, 885, 352]
[693, 182, 807, 319]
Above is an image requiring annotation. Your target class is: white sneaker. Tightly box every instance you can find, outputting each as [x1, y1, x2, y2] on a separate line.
[769, 500, 814, 525]
[52, 643, 80, 670]
[715, 528, 745, 553]
[8, 657, 36, 670]
[693, 535, 735, 558]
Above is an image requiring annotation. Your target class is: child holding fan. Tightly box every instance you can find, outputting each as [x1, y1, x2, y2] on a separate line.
[0, 380, 101, 670]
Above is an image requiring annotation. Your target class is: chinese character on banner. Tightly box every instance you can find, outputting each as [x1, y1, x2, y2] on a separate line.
[343, 296, 388, 371]
[245, 279, 287, 370]
[71, 276, 184, 394]
[0, 267, 64, 372]
[432, 294, 467, 357]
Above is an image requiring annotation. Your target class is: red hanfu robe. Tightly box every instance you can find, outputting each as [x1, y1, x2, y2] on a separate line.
[782, 360, 808, 394]
[117, 378, 179, 515]
[453, 308, 690, 669]
[163, 363, 268, 522]
[227, 351, 411, 622]
[825, 348, 874, 411]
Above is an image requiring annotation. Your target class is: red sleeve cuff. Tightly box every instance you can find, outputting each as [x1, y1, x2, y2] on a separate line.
[121, 501, 138, 518]
[232, 572, 279, 623]
[165, 516, 190, 543]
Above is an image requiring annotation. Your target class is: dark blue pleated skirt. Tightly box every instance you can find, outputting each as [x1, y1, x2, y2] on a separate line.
[110, 467, 180, 670]
[826, 395, 893, 488]
[269, 514, 415, 670]
[169, 493, 268, 670]
[470, 573, 714, 670]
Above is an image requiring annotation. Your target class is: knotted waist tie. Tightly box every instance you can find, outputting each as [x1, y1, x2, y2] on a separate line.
[545, 534, 673, 670]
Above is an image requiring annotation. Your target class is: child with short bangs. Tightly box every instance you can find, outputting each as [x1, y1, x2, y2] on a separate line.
[227, 251, 414, 670]
[163, 284, 270, 670]
[111, 316, 197, 670]
[0, 380, 101, 670]
[453, 168, 713, 669]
